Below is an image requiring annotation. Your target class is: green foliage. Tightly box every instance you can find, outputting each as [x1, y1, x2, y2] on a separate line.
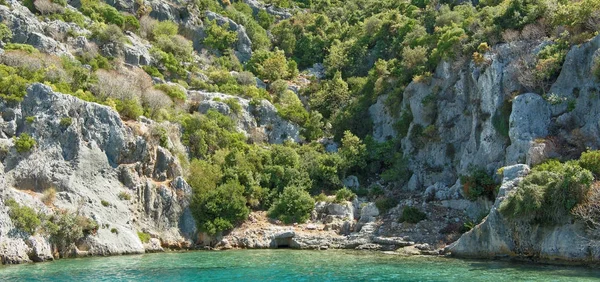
[60, 117, 73, 127]
[375, 197, 398, 214]
[142, 65, 165, 79]
[500, 160, 593, 225]
[579, 150, 600, 178]
[5, 199, 41, 234]
[26, 116, 36, 124]
[44, 211, 98, 252]
[339, 130, 367, 176]
[225, 98, 242, 114]
[48, 9, 86, 27]
[115, 98, 143, 120]
[380, 155, 410, 184]
[460, 169, 497, 201]
[154, 84, 187, 101]
[334, 187, 356, 203]
[182, 111, 246, 159]
[268, 185, 315, 224]
[80, 0, 127, 27]
[14, 133, 36, 153]
[191, 180, 250, 235]
[138, 231, 151, 243]
[101, 200, 110, 207]
[203, 19, 238, 52]
[301, 111, 324, 142]
[118, 191, 131, 201]
[246, 49, 298, 81]
[309, 71, 349, 119]
[4, 43, 38, 54]
[399, 206, 427, 224]
[0, 23, 12, 42]
[91, 23, 126, 46]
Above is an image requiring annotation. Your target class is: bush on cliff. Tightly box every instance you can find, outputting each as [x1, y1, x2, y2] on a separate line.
[500, 160, 593, 225]
[460, 169, 497, 201]
[14, 133, 37, 153]
[268, 185, 315, 224]
[5, 199, 41, 234]
[191, 180, 250, 235]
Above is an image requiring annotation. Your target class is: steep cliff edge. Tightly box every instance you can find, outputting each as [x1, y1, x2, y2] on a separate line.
[369, 33, 600, 262]
[0, 84, 195, 264]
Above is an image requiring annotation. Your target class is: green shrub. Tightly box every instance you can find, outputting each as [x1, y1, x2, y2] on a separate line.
[375, 197, 398, 214]
[268, 185, 315, 224]
[314, 192, 330, 202]
[91, 24, 126, 46]
[4, 43, 38, 54]
[137, 231, 151, 243]
[500, 161, 593, 225]
[5, 199, 41, 234]
[154, 84, 186, 101]
[460, 169, 497, 201]
[118, 191, 131, 201]
[0, 66, 29, 103]
[142, 65, 164, 79]
[203, 19, 238, 52]
[191, 180, 250, 235]
[381, 155, 410, 184]
[115, 98, 144, 120]
[101, 200, 110, 207]
[44, 211, 98, 252]
[111, 227, 118, 234]
[580, 150, 600, 177]
[224, 98, 242, 114]
[14, 133, 36, 153]
[399, 206, 427, 224]
[334, 187, 356, 203]
[60, 117, 72, 127]
[0, 23, 12, 42]
[25, 116, 36, 124]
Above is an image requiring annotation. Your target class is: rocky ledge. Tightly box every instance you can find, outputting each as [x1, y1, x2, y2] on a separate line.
[210, 203, 439, 255]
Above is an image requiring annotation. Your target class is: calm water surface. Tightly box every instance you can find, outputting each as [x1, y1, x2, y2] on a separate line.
[1, 249, 600, 281]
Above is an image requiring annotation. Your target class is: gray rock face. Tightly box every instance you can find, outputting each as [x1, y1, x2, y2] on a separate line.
[123, 32, 153, 66]
[0, 84, 194, 264]
[193, 91, 300, 144]
[505, 93, 551, 164]
[370, 34, 600, 197]
[447, 164, 600, 261]
[243, 0, 292, 19]
[0, 3, 71, 57]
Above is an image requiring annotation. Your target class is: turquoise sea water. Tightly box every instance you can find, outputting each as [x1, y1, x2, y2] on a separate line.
[1, 250, 600, 281]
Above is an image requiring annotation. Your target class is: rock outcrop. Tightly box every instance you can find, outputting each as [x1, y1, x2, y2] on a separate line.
[370, 34, 600, 194]
[447, 164, 600, 262]
[192, 90, 301, 144]
[0, 84, 194, 264]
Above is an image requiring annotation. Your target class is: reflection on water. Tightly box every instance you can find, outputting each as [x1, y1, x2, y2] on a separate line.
[1, 249, 600, 282]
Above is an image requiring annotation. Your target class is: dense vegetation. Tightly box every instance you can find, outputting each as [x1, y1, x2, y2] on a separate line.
[500, 151, 600, 226]
[1, 0, 600, 236]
